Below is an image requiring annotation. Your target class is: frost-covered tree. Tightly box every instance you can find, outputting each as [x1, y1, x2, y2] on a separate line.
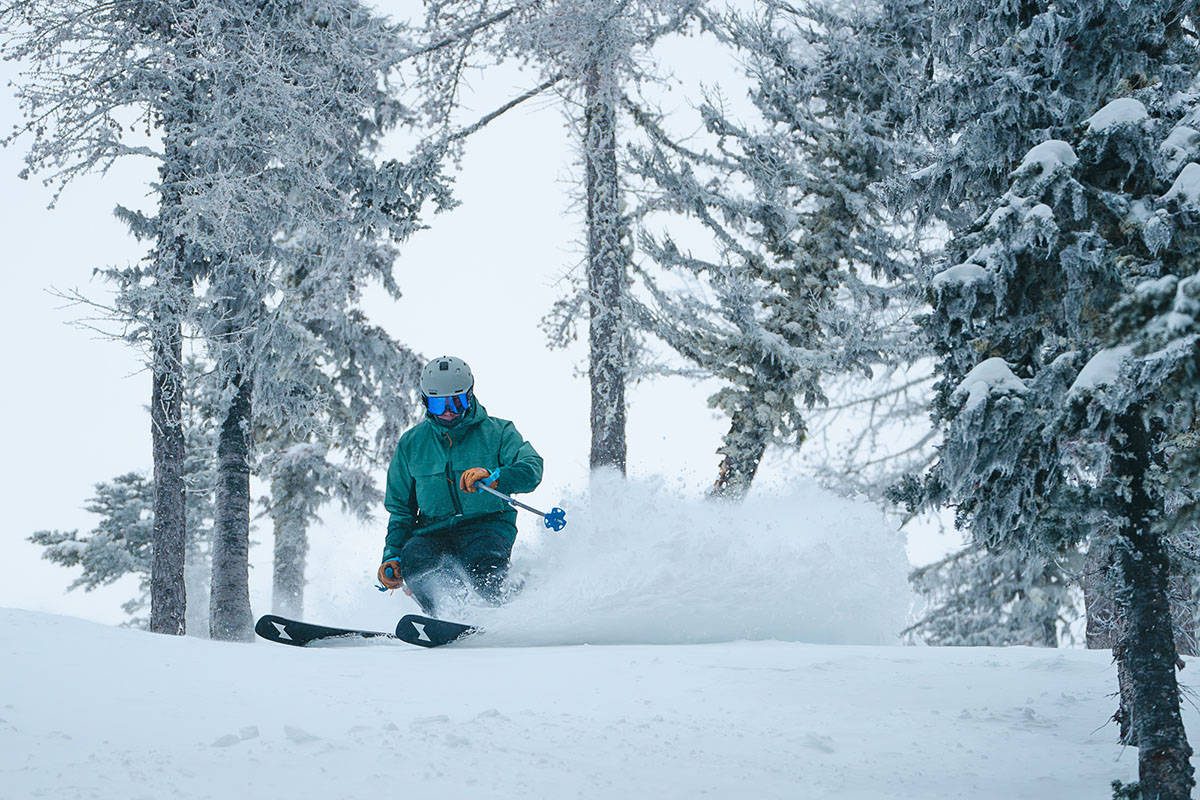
[904, 542, 1080, 647]
[30, 357, 217, 628]
[4, 0, 450, 639]
[2, 0, 215, 634]
[255, 302, 418, 617]
[166, 0, 443, 641]
[896, 5, 1200, 792]
[403, 0, 714, 473]
[623, 1, 927, 498]
[908, 0, 1199, 227]
[31, 475, 157, 624]
[919, 87, 1200, 797]
[260, 442, 377, 617]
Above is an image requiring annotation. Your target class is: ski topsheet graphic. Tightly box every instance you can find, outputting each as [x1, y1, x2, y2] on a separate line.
[254, 615, 393, 647]
[394, 614, 476, 648]
[254, 613, 476, 648]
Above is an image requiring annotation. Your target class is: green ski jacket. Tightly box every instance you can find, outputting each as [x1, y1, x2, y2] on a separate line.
[382, 401, 543, 562]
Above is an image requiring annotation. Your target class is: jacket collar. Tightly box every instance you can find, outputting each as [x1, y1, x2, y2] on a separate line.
[424, 400, 487, 439]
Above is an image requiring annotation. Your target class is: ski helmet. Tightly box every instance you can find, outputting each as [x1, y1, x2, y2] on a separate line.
[420, 356, 475, 423]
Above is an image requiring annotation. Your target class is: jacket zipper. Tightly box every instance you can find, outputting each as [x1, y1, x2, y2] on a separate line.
[442, 432, 464, 517]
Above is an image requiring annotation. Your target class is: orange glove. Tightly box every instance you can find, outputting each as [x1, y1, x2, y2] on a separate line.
[459, 467, 497, 493]
[377, 560, 403, 591]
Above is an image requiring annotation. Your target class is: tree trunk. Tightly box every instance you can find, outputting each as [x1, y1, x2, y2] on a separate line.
[149, 312, 187, 635]
[710, 402, 770, 501]
[271, 483, 308, 618]
[584, 56, 627, 474]
[1111, 408, 1194, 799]
[210, 372, 254, 641]
[147, 123, 194, 636]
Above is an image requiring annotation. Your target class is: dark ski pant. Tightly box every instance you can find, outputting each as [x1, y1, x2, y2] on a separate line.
[400, 520, 514, 616]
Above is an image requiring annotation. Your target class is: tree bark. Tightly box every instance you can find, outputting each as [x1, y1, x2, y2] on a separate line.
[710, 402, 770, 501]
[584, 56, 627, 474]
[210, 371, 255, 641]
[147, 123, 194, 636]
[149, 311, 187, 635]
[1111, 408, 1194, 799]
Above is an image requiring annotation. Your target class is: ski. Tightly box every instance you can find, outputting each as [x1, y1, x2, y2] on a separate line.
[254, 614, 394, 647]
[394, 614, 477, 648]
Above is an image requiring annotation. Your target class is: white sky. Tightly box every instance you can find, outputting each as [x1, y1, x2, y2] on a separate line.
[0, 4, 961, 626]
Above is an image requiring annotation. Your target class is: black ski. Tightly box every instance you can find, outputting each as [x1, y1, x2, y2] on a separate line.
[254, 614, 394, 647]
[394, 614, 477, 648]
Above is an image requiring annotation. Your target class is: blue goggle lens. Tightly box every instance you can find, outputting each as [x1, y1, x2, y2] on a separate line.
[426, 393, 470, 415]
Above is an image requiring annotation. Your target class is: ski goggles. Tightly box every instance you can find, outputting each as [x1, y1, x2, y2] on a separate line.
[425, 392, 471, 416]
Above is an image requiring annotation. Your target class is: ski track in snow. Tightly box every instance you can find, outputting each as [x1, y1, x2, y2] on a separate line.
[0, 608, 1162, 800]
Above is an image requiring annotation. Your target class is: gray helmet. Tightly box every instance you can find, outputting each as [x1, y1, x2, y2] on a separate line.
[420, 356, 474, 398]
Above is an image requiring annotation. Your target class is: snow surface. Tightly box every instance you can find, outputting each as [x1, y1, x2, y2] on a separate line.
[1085, 98, 1148, 132]
[0, 608, 1161, 799]
[2, 476, 1175, 799]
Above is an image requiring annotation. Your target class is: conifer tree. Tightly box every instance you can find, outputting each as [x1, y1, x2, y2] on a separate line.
[623, 1, 926, 498]
[402, 0, 713, 474]
[904, 543, 1080, 647]
[895, 4, 1200, 792]
[4, 0, 450, 639]
[30, 357, 218, 628]
[919, 89, 1200, 799]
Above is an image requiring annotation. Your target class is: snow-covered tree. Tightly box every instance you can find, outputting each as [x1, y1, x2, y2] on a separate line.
[621, 1, 927, 498]
[169, 0, 445, 641]
[2, 0, 212, 634]
[907, 0, 1199, 227]
[31, 474, 157, 624]
[254, 311, 421, 619]
[892, 4, 1200, 792]
[4, 0, 450, 639]
[918, 86, 1200, 797]
[30, 357, 217, 627]
[401, 0, 716, 474]
[904, 542, 1080, 647]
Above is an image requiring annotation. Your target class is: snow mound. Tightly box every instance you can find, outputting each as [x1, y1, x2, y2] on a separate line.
[953, 357, 1027, 411]
[1068, 345, 1134, 397]
[931, 262, 991, 289]
[1085, 98, 1148, 133]
[1162, 162, 1200, 208]
[1016, 140, 1078, 174]
[465, 472, 913, 646]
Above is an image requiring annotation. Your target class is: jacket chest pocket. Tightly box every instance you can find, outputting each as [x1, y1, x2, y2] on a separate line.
[413, 468, 455, 518]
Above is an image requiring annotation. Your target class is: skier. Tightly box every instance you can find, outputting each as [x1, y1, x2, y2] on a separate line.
[376, 356, 543, 616]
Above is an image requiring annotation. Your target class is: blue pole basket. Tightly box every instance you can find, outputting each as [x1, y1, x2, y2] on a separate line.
[543, 507, 567, 531]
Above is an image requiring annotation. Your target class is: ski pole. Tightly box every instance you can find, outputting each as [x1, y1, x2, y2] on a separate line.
[475, 482, 567, 531]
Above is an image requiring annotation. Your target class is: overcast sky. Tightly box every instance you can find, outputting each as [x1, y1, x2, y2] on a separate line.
[0, 4, 959, 626]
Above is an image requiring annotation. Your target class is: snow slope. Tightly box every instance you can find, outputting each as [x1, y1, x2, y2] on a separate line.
[0, 608, 1154, 800]
[1, 479, 1179, 798]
